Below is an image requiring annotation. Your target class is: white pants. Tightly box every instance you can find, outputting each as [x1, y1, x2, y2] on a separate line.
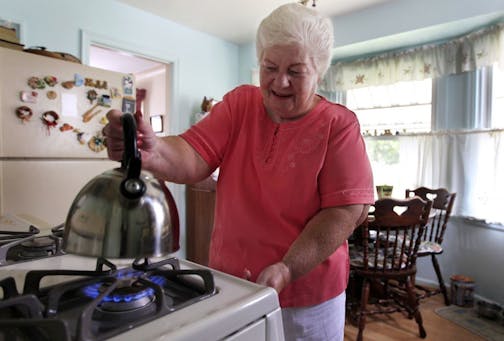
[281, 291, 346, 341]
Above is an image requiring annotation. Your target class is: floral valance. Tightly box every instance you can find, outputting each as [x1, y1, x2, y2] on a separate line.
[321, 22, 504, 91]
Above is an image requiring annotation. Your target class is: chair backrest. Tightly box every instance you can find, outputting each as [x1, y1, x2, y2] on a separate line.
[405, 187, 456, 245]
[359, 197, 432, 276]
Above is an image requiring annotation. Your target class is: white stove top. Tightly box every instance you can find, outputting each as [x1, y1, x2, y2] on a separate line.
[0, 254, 284, 340]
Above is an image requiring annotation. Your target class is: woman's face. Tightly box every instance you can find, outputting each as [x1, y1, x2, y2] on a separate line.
[259, 44, 319, 122]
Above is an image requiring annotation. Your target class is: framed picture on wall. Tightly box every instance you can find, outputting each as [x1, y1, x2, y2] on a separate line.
[0, 19, 23, 41]
[122, 97, 135, 114]
[150, 115, 164, 133]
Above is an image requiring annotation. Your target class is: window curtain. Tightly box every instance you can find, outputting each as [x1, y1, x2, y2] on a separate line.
[321, 23, 504, 92]
[317, 89, 345, 104]
[365, 129, 504, 225]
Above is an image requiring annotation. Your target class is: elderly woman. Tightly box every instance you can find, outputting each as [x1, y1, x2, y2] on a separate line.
[104, 3, 373, 340]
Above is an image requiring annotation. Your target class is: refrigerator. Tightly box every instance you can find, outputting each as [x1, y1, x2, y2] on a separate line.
[0, 46, 135, 232]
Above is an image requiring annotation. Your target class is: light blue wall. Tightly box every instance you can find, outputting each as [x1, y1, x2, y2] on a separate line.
[238, 43, 257, 86]
[329, 0, 503, 48]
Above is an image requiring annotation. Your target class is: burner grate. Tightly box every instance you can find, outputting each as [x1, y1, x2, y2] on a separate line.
[0, 223, 65, 266]
[0, 257, 216, 341]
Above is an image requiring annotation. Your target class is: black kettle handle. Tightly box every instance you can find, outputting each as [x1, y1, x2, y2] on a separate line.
[120, 113, 145, 199]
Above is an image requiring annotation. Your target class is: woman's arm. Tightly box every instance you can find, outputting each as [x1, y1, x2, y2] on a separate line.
[146, 135, 213, 184]
[256, 204, 369, 293]
[104, 109, 212, 184]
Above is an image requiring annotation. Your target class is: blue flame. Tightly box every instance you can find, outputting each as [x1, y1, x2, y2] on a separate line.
[82, 270, 167, 303]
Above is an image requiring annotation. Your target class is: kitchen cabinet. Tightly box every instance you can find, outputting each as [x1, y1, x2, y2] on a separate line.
[186, 176, 216, 265]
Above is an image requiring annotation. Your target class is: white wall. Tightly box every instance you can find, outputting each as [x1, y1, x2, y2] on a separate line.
[136, 65, 168, 131]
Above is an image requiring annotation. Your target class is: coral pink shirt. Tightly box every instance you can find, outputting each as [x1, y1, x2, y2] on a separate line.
[181, 85, 374, 307]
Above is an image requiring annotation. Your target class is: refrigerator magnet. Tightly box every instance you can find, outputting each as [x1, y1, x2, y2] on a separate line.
[98, 94, 111, 107]
[123, 75, 134, 95]
[47, 90, 57, 100]
[20, 91, 38, 103]
[74, 74, 84, 87]
[41, 111, 59, 134]
[59, 123, 74, 132]
[87, 90, 98, 104]
[62, 81, 75, 89]
[27, 76, 46, 89]
[122, 98, 135, 114]
[110, 87, 121, 99]
[88, 135, 106, 153]
[44, 76, 58, 87]
[15, 106, 33, 122]
[77, 132, 91, 145]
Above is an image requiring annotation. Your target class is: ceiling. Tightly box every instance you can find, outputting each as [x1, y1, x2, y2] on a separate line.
[94, 1, 502, 74]
[116, 0, 395, 45]
[89, 45, 164, 74]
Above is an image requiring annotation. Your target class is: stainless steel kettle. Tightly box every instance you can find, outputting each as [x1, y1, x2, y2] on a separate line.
[62, 113, 179, 258]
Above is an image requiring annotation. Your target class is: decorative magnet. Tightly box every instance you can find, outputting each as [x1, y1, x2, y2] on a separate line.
[74, 74, 84, 87]
[85, 78, 108, 89]
[44, 76, 58, 87]
[28, 76, 45, 89]
[98, 94, 111, 107]
[41, 111, 59, 134]
[15, 106, 33, 122]
[47, 90, 57, 100]
[99, 116, 109, 125]
[77, 132, 91, 145]
[87, 89, 98, 104]
[122, 75, 134, 95]
[20, 91, 38, 103]
[88, 135, 106, 153]
[59, 123, 74, 132]
[62, 81, 75, 89]
[110, 87, 121, 99]
[122, 97, 135, 114]
[82, 109, 102, 123]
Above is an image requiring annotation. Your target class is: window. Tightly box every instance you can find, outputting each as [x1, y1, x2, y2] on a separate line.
[346, 79, 432, 135]
[341, 74, 504, 225]
[492, 63, 504, 128]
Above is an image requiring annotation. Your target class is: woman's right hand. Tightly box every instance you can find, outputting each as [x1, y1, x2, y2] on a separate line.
[103, 109, 158, 168]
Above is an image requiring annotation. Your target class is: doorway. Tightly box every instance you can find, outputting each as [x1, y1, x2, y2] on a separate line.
[88, 44, 172, 136]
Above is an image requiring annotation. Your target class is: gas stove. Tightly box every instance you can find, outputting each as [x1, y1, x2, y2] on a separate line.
[0, 223, 64, 266]
[0, 253, 284, 341]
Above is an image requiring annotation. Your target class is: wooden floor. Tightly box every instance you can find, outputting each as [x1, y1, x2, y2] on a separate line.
[344, 295, 484, 341]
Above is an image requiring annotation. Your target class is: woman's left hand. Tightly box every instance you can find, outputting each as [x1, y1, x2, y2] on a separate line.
[256, 261, 292, 294]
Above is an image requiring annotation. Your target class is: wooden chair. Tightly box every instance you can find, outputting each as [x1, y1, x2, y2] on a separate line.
[405, 187, 456, 305]
[348, 197, 432, 341]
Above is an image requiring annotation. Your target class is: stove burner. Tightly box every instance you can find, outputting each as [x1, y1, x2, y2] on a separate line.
[82, 269, 167, 312]
[0, 257, 216, 340]
[17, 236, 57, 260]
[51, 223, 64, 238]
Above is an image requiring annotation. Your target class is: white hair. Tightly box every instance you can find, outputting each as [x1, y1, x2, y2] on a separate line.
[256, 3, 334, 79]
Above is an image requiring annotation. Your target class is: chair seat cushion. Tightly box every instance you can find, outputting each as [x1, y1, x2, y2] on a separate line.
[418, 241, 443, 255]
[349, 245, 407, 269]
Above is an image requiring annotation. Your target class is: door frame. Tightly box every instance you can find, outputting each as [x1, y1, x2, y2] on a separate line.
[80, 29, 180, 136]
[80, 30, 186, 259]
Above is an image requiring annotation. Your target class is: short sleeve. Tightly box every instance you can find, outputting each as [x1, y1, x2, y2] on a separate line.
[179, 94, 233, 169]
[319, 113, 374, 207]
